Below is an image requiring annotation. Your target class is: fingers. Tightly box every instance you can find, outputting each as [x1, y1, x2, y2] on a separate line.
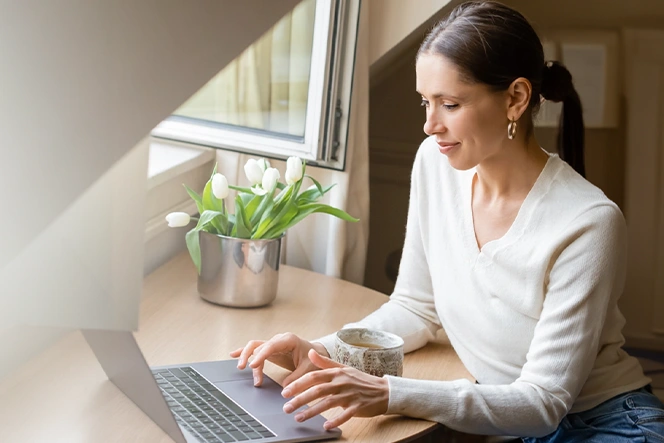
[252, 360, 265, 387]
[291, 395, 343, 423]
[283, 361, 314, 387]
[282, 370, 338, 411]
[229, 347, 243, 358]
[234, 340, 265, 369]
[248, 337, 293, 370]
[308, 348, 342, 370]
[323, 407, 357, 430]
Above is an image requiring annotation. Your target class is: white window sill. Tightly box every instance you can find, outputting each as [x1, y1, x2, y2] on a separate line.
[147, 139, 216, 190]
[144, 139, 216, 244]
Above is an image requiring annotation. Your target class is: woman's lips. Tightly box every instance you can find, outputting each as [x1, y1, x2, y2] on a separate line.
[437, 141, 460, 154]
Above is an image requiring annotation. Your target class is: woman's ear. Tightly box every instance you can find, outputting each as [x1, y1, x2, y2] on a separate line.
[507, 77, 532, 121]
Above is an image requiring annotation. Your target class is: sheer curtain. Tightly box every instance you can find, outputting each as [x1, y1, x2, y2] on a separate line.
[214, 1, 370, 284]
[177, 0, 315, 138]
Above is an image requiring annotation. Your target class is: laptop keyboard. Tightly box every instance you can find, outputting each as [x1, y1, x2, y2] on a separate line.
[152, 367, 276, 442]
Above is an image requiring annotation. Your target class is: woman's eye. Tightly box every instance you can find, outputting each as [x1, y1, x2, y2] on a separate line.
[420, 99, 429, 108]
[443, 104, 458, 110]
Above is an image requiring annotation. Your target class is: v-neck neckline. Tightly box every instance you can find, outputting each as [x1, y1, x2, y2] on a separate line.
[463, 154, 554, 258]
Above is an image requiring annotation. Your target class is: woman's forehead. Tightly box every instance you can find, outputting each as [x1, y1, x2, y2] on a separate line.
[416, 54, 472, 95]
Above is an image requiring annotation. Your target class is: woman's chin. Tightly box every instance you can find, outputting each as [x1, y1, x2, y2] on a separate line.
[444, 154, 475, 171]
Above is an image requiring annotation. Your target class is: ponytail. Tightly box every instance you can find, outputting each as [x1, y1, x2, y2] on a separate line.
[541, 61, 586, 177]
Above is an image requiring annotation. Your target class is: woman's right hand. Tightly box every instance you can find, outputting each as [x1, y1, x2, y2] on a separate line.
[229, 332, 330, 387]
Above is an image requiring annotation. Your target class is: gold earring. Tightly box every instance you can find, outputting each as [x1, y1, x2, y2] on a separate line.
[507, 119, 517, 140]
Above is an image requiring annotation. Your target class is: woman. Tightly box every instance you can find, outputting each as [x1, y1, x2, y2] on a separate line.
[231, 2, 664, 441]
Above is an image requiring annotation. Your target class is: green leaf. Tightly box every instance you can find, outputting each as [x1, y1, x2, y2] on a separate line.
[304, 175, 324, 198]
[185, 209, 224, 274]
[229, 184, 253, 194]
[233, 195, 252, 238]
[185, 229, 202, 274]
[247, 180, 280, 228]
[296, 184, 335, 204]
[248, 195, 272, 228]
[276, 182, 286, 191]
[260, 203, 299, 239]
[253, 200, 296, 239]
[273, 183, 293, 206]
[184, 184, 205, 215]
[239, 191, 254, 208]
[203, 178, 223, 212]
[299, 203, 359, 222]
[263, 203, 359, 239]
[243, 194, 262, 223]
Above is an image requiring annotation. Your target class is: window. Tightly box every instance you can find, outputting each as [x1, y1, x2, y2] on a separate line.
[151, 0, 360, 171]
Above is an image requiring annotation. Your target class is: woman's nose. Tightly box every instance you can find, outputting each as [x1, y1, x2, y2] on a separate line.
[423, 112, 445, 136]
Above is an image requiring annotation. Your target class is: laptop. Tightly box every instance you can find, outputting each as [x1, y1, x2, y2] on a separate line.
[83, 329, 341, 443]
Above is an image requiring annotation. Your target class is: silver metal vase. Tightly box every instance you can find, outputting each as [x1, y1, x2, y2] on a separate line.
[197, 230, 282, 308]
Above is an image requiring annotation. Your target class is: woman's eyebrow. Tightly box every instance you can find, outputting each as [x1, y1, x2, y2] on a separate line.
[416, 91, 463, 101]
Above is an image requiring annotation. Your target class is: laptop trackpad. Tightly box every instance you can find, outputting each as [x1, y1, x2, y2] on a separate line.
[193, 359, 255, 382]
[216, 377, 297, 415]
[217, 378, 336, 439]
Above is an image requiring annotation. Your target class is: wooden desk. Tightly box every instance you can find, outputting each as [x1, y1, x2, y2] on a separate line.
[0, 252, 472, 442]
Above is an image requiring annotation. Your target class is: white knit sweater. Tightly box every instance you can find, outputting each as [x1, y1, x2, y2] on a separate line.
[316, 136, 649, 438]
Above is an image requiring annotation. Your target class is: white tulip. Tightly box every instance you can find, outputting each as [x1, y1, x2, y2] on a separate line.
[211, 173, 229, 199]
[165, 212, 191, 228]
[259, 158, 271, 173]
[251, 185, 268, 196]
[285, 156, 303, 185]
[244, 158, 264, 185]
[262, 167, 280, 192]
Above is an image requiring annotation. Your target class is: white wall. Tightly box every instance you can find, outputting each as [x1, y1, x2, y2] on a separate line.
[0, 0, 300, 379]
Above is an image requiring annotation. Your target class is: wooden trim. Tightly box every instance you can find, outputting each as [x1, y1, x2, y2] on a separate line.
[370, 137, 418, 186]
[625, 333, 664, 352]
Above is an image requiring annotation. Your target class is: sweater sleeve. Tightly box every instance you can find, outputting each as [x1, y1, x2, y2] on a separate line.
[314, 149, 442, 356]
[384, 204, 627, 438]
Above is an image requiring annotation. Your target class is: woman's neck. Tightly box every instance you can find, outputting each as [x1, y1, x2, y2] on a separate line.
[474, 134, 549, 202]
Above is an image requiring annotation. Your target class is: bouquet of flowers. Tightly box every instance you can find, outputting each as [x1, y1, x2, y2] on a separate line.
[166, 156, 358, 273]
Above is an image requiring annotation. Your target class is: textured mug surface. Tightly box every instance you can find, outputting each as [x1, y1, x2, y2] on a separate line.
[333, 328, 404, 377]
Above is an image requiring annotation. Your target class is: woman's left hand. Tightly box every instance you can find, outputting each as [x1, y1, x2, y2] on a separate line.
[280, 348, 390, 430]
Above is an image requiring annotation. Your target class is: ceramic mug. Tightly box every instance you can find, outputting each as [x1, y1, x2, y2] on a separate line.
[332, 328, 404, 377]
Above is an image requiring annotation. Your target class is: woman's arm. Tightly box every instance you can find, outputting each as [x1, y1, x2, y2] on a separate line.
[383, 204, 627, 437]
[315, 148, 441, 355]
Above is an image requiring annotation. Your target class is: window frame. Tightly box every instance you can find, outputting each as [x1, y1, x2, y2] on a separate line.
[150, 0, 360, 171]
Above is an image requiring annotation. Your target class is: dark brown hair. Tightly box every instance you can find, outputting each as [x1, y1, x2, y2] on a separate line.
[418, 1, 585, 177]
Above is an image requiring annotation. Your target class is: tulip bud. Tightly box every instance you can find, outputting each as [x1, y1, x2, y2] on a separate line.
[165, 212, 191, 228]
[211, 173, 229, 200]
[259, 158, 271, 173]
[262, 167, 280, 192]
[285, 156, 304, 185]
[244, 159, 264, 185]
[251, 185, 268, 196]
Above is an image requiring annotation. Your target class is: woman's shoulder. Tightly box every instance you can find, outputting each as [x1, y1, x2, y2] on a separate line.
[542, 154, 625, 228]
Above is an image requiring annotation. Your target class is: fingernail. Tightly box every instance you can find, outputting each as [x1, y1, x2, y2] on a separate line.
[295, 413, 304, 422]
[253, 376, 259, 386]
[282, 389, 291, 398]
[283, 403, 293, 413]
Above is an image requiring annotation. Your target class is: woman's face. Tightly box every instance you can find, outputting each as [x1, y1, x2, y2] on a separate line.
[416, 53, 510, 170]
